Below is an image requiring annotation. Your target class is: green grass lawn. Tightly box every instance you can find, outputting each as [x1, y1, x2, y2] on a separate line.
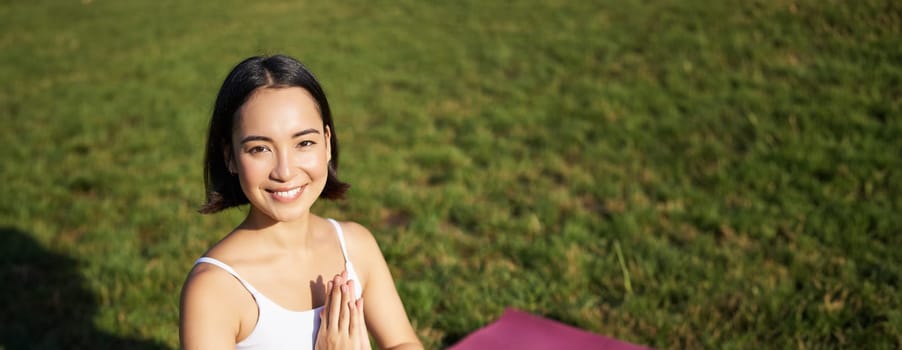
[1, 0, 900, 349]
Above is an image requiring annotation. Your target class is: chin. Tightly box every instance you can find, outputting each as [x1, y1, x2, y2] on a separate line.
[247, 203, 311, 224]
[247, 190, 323, 223]
[269, 208, 312, 222]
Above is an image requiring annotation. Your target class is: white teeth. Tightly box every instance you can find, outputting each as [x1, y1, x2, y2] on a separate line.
[274, 188, 300, 198]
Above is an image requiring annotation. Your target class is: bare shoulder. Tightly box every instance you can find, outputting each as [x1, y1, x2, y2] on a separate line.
[180, 260, 246, 345]
[333, 219, 382, 255]
[185, 261, 237, 286]
[332, 220, 388, 278]
[181, 262, 245, 309]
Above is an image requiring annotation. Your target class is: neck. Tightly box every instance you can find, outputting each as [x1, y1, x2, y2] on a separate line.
[240, 207, 318, 250]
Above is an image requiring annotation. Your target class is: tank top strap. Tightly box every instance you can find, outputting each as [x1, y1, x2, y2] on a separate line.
[326, 218, 352, 269]
[194, 257, 262, 297]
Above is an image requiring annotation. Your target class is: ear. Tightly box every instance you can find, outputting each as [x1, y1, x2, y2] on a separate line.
[224, 145, 237, 174]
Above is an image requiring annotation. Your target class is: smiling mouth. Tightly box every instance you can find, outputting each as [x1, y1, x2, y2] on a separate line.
[268, 186, 304, 201]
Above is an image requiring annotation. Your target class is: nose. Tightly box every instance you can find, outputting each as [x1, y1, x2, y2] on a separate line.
[270, 150, 296, 181]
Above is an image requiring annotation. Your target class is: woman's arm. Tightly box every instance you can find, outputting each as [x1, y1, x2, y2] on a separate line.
[345, 222, 424, 350]
[179, 265, 242, 350]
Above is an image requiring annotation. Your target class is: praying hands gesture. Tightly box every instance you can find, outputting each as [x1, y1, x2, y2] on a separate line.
[315, 271, 369, 350]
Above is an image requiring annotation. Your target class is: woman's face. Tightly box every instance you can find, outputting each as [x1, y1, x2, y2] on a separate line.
[229, 87, 331, 223]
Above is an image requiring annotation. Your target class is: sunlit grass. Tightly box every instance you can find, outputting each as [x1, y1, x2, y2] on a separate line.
[1, 0, 899, 349]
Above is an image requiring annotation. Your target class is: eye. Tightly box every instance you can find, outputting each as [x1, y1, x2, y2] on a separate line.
[247, 145, 269, 154]
[298, 140, 316, 148]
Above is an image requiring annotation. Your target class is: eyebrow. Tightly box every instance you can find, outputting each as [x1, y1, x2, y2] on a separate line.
[239, 128, 321, 144]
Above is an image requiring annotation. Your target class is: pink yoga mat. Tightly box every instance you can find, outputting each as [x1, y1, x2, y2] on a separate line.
[448, 308, 649, 350]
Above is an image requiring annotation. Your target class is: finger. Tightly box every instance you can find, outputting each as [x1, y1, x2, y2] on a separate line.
[320, 280, 333, 327]
[339, 282, 351, 333]
[357, 297, 365, 322]
[328, 277, 343, 330]
[338, 271, 348, 292]
[357, 298, 368, 349]
[332, 273, 345, 292]
[348, 290, 359, 342]
[358, 297, 364, 317]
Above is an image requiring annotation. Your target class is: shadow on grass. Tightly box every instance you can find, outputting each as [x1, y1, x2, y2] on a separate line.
[442, 331, 470, 349]
[0, 227, 169, 350]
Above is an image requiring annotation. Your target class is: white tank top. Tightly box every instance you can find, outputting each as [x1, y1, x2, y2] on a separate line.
[194, 218, 366, 350]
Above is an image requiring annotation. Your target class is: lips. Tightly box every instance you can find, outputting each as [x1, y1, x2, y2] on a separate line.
[268, 186, 305, 202]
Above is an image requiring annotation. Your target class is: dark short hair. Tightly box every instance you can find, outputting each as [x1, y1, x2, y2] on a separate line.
[199, 54, 349, 214]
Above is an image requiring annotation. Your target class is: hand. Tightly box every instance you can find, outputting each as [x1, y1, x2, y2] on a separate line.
[315, 271, 369, 350]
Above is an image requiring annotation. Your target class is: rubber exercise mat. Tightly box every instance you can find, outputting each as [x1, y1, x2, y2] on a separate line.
[448, 308, 649, 350]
